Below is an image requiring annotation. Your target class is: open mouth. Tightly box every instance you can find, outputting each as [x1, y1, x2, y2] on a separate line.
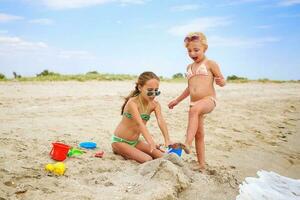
[192, 57, 198, 60]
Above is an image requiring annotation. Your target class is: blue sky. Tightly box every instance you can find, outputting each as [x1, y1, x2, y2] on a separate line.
[0, 0, 299, 80]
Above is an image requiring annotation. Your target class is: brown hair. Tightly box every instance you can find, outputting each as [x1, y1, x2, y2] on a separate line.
[121, 71, 160, 114]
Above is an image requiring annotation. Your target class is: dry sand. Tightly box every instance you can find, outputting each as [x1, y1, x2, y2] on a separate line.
[0, 81, 299, 200]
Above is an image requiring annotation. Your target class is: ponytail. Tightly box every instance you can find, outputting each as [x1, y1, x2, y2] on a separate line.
[121, 83, 140, 114]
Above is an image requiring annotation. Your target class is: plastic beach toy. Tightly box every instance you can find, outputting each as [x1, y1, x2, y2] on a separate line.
[95, 151, 104, 158]
[67, 148, 84, 157]
[79, 142, 97, 149]
[50, 142, 71, 161]
[168, 147, 182, 157]
[45, 162, 66, 176]
[167, 143, 183, 157]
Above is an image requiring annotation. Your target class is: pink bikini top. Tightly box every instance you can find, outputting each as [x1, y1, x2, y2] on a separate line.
[186, 60, 209, 79]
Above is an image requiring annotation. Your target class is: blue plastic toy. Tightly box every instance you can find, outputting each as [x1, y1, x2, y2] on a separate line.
[79, 142, 97, 149]
[168, 147, 182, 157]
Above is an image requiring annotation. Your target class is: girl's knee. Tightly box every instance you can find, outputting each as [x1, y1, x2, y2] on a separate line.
[111, 144, 119, 154]
[189, 107, 200, 116]
[195, 131, 204, 140]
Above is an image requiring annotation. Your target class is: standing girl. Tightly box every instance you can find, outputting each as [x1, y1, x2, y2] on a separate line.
[168, 32, 226, 171]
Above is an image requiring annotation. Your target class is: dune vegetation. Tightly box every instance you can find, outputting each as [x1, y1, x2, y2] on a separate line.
[0, 70, 299, 83]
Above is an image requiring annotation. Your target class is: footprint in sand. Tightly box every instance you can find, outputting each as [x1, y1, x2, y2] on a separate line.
[287, 159, 294, 165]
[104, 181, 114, 187]
[4, 180, 16, 187]
[267, 141, 278, 146]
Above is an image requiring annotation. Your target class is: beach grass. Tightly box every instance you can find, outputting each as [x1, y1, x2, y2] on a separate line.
[0, 73, 138, 82]
[0, 71, 299, 83]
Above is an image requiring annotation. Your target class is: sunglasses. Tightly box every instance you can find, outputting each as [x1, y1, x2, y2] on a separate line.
[146, 89, 161, 97]
[184, 35, 200, 43]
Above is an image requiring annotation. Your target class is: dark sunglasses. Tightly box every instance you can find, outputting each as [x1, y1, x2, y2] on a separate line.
[147, 90, 161, 97]
[184, 35, 200, 43]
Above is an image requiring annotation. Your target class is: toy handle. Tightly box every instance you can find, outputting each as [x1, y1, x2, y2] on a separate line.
[49, 147, 54, 156]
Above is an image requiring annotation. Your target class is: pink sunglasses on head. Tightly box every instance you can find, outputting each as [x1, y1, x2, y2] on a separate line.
[184, 35, 200, 43]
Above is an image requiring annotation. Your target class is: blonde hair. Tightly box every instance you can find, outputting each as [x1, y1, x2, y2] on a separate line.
[184, 32, 208, 50]
[121, 71, 160, 114]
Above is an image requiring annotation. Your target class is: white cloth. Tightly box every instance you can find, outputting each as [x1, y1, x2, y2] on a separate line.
[236, 170, 300, 200]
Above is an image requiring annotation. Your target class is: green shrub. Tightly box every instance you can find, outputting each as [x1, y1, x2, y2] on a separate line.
[36, 70, 60, 77]
[0, 73, 6, 80]
[257, 78, 269, 82]
[227, 75, 248, 81]
[172, 73, 184, 79]
[86, 71, 99, 75]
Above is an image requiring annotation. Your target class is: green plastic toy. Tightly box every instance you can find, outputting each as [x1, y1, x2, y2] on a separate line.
[67, 148, 84, 157]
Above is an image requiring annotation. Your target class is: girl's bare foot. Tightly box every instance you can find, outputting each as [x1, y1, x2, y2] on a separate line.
[182, 143, 191, 154]
[191, 165, 205, 173]
[199, 166, 206, 173]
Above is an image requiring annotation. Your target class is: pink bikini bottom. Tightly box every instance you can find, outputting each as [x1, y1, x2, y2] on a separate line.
[190, 96, 217, 107]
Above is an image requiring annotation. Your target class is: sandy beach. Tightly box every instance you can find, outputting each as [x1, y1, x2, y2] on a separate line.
[0, 81, 299, 200]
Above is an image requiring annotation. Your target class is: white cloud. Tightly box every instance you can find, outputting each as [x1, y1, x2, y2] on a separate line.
[217, 0, 264, 6]
[29, 18, 54, 25]
[0, 35, 95, 60]
[119, 0, 146, 5]
[0, 34, 97, 77]
[0, 13, 24, 23]
[168, 17, 232, 36]
[40, 0, 147, 10]
[170, 4, 201, 12]
[278, 0, 300, 6]
[0, 36, 48, 50]
[58, 50, 95, 59]
[209, 36, 280, 48]
[256, 25, 272, 29]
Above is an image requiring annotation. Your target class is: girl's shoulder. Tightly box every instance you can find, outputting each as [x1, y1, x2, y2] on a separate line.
[205, 59, 219, 68]
[186, 63, 193, 71]
[150, 100, 160, 112]
[125, 97, 138, 109]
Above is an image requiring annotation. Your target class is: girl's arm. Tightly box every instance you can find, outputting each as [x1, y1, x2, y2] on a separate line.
[175, 87, 190, 103]
[127, 100, 156, 152]
[154, 101, 171, 146]
[169, 64, 191, 109]
[209, 60, 226, 87]
[168, 87, 189, 109]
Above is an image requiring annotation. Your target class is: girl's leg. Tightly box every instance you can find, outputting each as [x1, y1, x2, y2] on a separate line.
[195, 115, 205, 170]
[111, 142, 153, 163]
[136, 141, 164, 159]
[184, 98, 215, 152]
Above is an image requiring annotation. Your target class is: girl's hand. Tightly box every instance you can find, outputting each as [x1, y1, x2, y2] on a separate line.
[215, 77, 226, 87]
[168, 99, 178, 109]
[164, 140, 173, 147]
[156, 144, 166, 153]
[155, 141, 173, 153]
[149, 142, 156, 153]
